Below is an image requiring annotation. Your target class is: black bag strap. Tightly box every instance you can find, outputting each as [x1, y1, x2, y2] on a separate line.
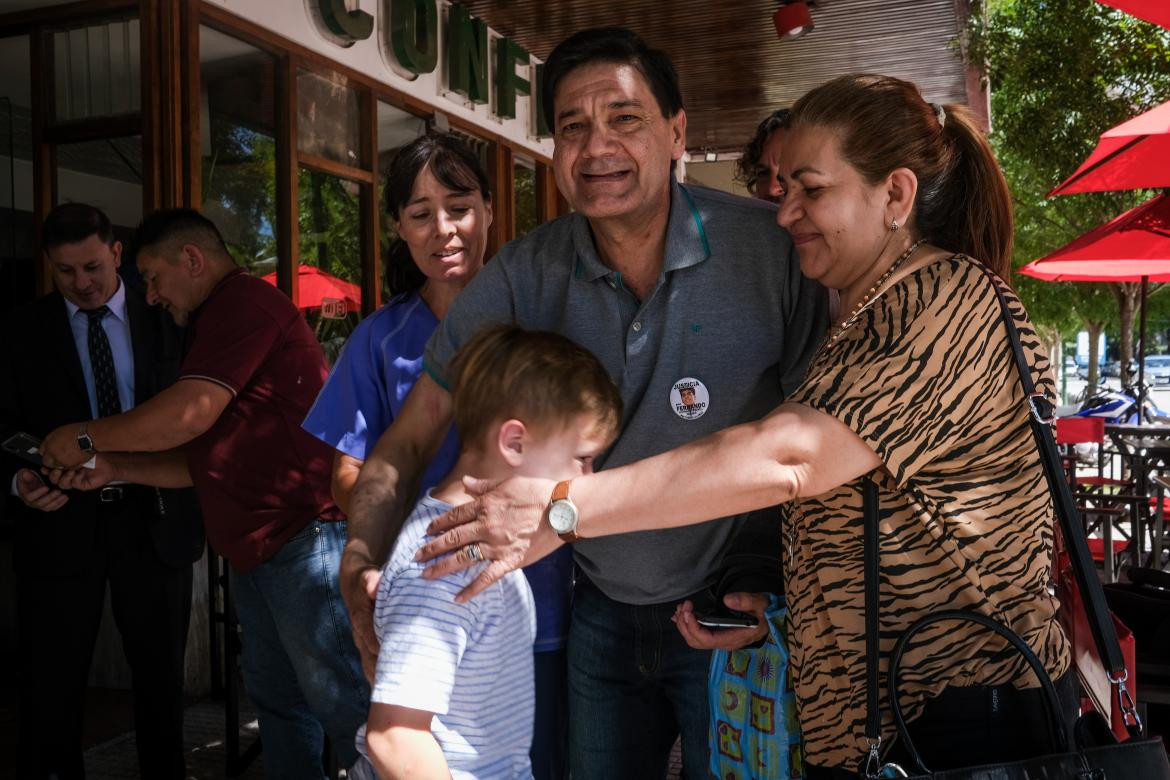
[977, 266, 1136, 709]
[860, 260, 1142, 774]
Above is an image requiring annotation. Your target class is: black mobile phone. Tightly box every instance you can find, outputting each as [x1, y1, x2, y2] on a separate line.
[2, 432, 44, 467]
[695, 610, 759, 629]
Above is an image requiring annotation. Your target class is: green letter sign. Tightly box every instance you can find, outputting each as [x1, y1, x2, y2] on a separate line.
[495, 37, 530, 120]
[389, 0, 438, 74]
[532, 62, 551, 137]
[317, 0, 373, 43]
[447, 4, 488, 104]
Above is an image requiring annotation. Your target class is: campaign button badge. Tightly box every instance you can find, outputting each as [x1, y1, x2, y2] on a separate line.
[670, 377, 709, 420]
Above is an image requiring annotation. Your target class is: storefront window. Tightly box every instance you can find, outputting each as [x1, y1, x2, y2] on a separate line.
[0, 34, 33, 311]
[514, 154, 537, 238]
[297, 68, 361, 168]
[377, 100, 427, 302]
[298, 167, 362, 363]
[199, 26, 277, 275]
[52, 18, 140, 122]
[56, 135, 143, 231]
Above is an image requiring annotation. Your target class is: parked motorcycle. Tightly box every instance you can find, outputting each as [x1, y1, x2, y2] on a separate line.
[1075, 381, 1170, 424]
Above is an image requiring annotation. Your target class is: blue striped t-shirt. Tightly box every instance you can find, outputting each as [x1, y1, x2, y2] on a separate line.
[355, 491, 536, 779]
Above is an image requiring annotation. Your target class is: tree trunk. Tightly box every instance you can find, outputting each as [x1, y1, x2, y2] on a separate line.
[1086, 319, 1105, 388]
[1111, 281, 1140, 386]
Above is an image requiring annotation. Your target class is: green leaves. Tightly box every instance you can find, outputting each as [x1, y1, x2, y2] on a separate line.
[971, 0, 1170, 352]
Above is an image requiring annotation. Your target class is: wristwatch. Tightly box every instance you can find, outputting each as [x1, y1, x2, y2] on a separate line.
[547, 480, 580, 542]
[77, 422, 96, 454]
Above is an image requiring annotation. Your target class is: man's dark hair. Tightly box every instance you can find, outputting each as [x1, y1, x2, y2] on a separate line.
[42, 202, 115, 250]
[134, 208, 232, 261]
[735, 108, 790, 193]
[541, 27, 683, 131]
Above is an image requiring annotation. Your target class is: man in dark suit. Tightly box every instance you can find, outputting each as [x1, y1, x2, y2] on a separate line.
[0, 203, 203, 779]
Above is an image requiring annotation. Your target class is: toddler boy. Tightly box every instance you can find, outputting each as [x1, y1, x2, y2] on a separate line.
[353, 325, 622, 779]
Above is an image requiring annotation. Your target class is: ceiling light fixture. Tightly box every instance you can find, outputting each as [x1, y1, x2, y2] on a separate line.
[774, 1, 815, 40]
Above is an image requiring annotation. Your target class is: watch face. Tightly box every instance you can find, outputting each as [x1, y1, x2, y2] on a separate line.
[548, 500, 577, 533]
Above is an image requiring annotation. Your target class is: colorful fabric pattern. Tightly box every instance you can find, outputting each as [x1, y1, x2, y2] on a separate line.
[709, 596, 803, 780]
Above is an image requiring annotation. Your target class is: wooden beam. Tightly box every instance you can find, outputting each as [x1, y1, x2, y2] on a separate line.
[535, 162, 558, 224]
[181, 0, 201, 206]
[298, 152, 375, 185]
[486, 141, 513, 259]
[0, 0, 135, 34]
[30, 25, 55, 296]
[44, 115, 142, 144]
[359, 86, 381, 316]
[275, 55, 299, 307]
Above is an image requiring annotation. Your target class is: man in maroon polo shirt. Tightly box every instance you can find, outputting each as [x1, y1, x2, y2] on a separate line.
[43, 208, 370, 778]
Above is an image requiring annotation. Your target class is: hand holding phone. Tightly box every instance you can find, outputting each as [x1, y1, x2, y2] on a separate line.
[14, 468, 69, 512]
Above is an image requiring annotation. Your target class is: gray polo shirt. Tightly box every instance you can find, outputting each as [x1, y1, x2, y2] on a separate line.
[425, 180, 828, 604]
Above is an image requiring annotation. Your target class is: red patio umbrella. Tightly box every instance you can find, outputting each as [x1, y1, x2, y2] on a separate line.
[261, 264, 362, 312]
[1098, 0, 1170, 30]
[1048, 99, 1170, 196]
[1019, 192, 1170, 404]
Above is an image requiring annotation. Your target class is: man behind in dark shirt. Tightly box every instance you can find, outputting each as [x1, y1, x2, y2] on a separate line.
[42, 208, 369, 777]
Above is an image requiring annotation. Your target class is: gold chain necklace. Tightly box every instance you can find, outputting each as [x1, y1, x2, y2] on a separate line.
[829, 238, 925, 344]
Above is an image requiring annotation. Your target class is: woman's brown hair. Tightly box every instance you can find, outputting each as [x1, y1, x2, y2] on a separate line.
[788, 74, 1013, 279]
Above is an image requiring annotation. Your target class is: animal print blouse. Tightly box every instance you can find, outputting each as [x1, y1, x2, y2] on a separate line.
[783, 254, 1071, 768]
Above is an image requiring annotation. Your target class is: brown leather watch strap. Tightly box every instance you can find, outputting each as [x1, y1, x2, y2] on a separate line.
[552, 480, 572, 502]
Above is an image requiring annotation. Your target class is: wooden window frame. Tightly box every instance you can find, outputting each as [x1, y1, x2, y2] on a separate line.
[0, 0, 557, 303]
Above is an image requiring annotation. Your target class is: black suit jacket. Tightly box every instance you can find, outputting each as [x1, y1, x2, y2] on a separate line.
[0, 282, 204, 574]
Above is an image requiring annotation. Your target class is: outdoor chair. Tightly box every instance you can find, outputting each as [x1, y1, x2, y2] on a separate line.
[1055, 416, 1139, 582]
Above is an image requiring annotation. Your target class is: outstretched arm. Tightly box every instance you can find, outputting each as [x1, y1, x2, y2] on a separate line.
[49, 450, 193, 490]
[418, 402, 881, 600]
[41, 378, 231, 468]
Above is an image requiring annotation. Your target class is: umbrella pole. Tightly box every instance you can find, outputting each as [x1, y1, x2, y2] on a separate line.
[1138, 275, 1149, 422]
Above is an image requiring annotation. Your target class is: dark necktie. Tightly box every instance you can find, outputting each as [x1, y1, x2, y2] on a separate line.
[85, 306, 123, 418]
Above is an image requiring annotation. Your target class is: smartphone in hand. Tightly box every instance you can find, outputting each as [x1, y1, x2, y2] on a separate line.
[695, 609, 759, 629]
[2, 432, 44, 467]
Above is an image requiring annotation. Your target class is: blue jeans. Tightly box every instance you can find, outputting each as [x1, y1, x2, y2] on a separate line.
[567, 578, 712, 780]
[230, 519, 370, 779]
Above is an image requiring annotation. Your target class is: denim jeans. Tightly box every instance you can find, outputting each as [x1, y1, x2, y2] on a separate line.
[230, 519, 370, 779]
[567, 577, 712, 780]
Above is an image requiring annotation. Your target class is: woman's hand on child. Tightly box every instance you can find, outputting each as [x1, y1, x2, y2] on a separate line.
[417, 474, 561, 602]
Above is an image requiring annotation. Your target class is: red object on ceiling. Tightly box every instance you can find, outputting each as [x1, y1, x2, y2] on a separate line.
[261, 264, 362, 310]
[1049, 99, 1170, 196]
[1098, 0, 1170, 30]
[1019, 193, 1170, 282]
[773, 1, 814, 39]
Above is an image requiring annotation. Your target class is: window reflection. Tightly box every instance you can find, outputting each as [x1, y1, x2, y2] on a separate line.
[199, 26, 277, 275]
[297, 69, 361, 168]
[0, 34, 34, 310]
[514, 154, 537, 238]
[298, 167, 362, 363]
[52, 18, 140, 122]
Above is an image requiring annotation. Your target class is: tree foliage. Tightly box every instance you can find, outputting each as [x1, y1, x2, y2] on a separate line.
[970, 0, 1170, 382]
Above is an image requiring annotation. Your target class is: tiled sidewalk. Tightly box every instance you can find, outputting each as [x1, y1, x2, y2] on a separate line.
[77, 697, 683, 779]
[83, 698, 265, 780]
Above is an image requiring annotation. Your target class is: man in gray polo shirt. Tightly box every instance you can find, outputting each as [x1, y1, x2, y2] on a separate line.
[341, 27, 826, 779]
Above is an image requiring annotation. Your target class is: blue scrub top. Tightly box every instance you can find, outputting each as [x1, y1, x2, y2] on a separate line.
[304, 290, 572, 651]
[303, 291, 460, 493]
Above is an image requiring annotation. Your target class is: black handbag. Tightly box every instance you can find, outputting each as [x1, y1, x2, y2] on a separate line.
[857, 262, 1170, 779]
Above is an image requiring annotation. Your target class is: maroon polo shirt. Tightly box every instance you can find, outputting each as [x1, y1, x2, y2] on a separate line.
[181, 269, 343, 571]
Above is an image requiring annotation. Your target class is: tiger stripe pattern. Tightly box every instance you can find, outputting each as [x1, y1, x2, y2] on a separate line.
[782, 254, 1071, 768]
